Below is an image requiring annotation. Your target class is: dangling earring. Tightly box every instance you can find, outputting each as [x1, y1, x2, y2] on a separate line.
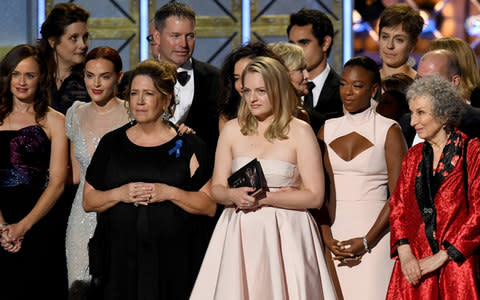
[161, 110, 170, 121]
[126, 102, 135, 125]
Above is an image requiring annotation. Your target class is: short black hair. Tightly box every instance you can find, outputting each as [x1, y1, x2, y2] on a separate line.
[287, 9, 334, 57]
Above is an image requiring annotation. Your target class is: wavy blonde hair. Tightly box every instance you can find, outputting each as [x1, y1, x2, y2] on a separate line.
[430, 37, 480, 100]
[238, 56, 295, 142]
[268, 42, 306, 72]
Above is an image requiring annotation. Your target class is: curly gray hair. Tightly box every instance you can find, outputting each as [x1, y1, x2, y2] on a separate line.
[407, 75, 464, 128]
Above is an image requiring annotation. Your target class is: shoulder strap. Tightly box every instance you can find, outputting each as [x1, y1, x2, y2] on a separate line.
[463, 137, 472, 213]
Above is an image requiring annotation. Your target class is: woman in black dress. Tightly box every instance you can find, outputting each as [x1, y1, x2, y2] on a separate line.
[37, 2, 91, 114]
[0, 45, 69, 299]
[83, 59, 217, 300]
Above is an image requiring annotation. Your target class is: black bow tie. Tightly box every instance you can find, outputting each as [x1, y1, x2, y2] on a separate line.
[177, 71, 191, 86]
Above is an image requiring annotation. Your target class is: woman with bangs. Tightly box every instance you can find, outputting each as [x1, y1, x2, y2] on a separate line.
[191, 56, 337, 300]
[378, 4, 424, 80]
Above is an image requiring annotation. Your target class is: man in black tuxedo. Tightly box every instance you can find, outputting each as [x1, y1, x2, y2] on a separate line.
[287, 9, 343, 134]
[150, 2, 220, 154]
[401, 49, 480, 147]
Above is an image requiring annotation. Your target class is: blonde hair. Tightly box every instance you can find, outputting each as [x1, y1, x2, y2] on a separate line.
[268, 42, 306, 72]
[430, 37, 480, 100]
[238, 56, 296, 142]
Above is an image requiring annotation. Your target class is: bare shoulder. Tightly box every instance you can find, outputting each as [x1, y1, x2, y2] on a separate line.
[46, 107, 65, 123]
[221, 118, 242, 137]
[289, 118, 316, 139]
[43, 107, 65, 137]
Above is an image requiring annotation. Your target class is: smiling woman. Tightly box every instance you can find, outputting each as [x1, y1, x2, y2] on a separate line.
[386, 76, 480, 300]
[37, 2, 91, 114]
[0, 44, 69, 299]
[318, 56, 407, 300]
[65, 47, 129, 289]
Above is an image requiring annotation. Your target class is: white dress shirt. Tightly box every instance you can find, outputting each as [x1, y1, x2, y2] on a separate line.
[170, 59, 194, 125]
[307, 64, 331, 108]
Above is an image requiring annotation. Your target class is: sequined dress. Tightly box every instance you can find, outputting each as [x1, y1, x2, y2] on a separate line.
[0, 125, 67, 299]
[65, 101, 128, 286]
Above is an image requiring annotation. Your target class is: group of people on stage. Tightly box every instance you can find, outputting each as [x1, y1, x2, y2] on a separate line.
[0, 2, 479, 300]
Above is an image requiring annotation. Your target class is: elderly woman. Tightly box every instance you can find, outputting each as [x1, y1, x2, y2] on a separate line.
[83, 60, 217, 300]
[387, 75, 480, 299]
[269, 42, 309, 122]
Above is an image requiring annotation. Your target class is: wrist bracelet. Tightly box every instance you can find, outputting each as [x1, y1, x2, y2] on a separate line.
[363, 236, 371, 253]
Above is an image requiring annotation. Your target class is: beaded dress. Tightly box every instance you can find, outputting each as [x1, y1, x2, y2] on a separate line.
[65, 100, 128, 285]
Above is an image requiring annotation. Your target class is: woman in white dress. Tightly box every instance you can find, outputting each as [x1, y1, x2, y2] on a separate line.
[318, 56, 407, 300]
[190, 56, 337, 300]
[65, 46, 128, 286]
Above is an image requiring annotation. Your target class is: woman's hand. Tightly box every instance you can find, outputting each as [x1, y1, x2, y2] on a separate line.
[141, 183, 172, 204]
[0, 225, 23, 253]
[418, 250, 449, 276]
[176, 123, 196, 136]
[116, 182, 152, 206]
[398, 245, 421, 285]
[338, 237, 367, 257]
[324, 236, 356, 260]
[228, 187, 258, 209]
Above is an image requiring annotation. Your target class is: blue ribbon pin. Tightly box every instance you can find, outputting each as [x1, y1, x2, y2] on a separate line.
[168, 139, 183, 158]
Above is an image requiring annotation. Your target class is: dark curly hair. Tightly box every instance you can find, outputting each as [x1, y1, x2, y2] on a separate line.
[37, 3, 90, 85]
[218, 41, 280, 121]
[0, 45, 49, 125]
[287, 9, 334, 57]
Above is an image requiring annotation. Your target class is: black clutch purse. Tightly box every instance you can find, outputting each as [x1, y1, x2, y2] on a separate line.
[228, 158, 269, 200]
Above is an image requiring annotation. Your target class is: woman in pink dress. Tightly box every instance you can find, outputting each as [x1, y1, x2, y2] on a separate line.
[191, 56, 337, 300]
[318, 56, 407, 300]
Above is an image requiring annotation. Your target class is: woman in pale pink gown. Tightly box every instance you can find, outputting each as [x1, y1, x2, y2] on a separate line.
[317, 56, 407, 300]
[190, 57, 337, 300]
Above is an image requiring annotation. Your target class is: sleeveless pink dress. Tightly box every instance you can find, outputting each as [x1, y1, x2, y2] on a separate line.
[323, 106, 395, 300]
[190, 157, 338, 300]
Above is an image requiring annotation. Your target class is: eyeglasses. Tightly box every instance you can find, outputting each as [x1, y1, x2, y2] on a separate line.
[146, 34, 154, 43]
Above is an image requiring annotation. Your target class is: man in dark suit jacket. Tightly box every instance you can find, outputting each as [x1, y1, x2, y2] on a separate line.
[151, 3, 219, 154]
[287, 9, 343, 134]
[115, 3, 220, 155]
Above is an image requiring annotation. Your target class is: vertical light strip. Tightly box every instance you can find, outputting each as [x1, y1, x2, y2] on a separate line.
[343, 0, 353, 65]
[37, 0, 45, 38]
[241, 0, 250, 44]
[140, 0, 149, 61]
